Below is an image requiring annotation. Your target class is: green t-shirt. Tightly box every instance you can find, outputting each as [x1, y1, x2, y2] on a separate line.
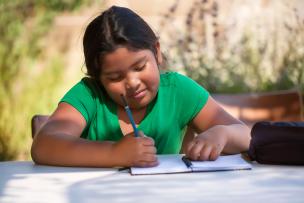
[60, 72, 209, 154]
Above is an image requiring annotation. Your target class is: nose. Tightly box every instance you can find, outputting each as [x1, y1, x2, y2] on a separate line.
[125, 73, 140, 91]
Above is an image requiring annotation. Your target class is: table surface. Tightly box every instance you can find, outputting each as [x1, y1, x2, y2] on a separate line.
[0, 161, 304, 203]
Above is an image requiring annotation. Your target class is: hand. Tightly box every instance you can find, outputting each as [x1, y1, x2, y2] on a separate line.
[185, 126, 228, 161]
[112, 131, 158, 167]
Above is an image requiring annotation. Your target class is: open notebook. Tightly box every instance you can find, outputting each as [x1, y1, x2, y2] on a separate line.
[130, 154, 251, 175]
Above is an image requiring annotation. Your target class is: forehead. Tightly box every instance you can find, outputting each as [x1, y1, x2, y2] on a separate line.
[100, 47, 152, 72]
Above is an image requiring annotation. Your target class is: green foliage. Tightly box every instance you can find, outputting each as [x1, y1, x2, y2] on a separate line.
[0, 0, 91, 160]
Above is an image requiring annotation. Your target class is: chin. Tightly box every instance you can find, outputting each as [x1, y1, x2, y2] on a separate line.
[129, 101, 148, 110]
[129, 96, 152, 109]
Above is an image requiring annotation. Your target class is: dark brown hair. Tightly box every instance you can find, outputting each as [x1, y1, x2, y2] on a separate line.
[83, 6, 158, 79]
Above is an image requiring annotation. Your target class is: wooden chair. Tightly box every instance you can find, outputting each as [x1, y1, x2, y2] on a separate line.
[31, 115, 49, 138]
[212, 90, 303, 127]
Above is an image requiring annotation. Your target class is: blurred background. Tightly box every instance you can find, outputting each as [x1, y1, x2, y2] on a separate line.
[0, 0, 303, 161]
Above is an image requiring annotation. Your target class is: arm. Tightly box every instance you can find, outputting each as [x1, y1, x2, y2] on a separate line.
[31, 102, 157, 167]
[185, 96, 251, 161]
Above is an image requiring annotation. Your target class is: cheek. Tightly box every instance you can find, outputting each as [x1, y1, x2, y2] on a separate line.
[146, 69, 160, 90]
[102, 81, 124, 99]
[150, 75, 160, 90]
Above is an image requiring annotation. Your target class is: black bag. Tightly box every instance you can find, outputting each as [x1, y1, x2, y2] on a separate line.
[248, 121, 304, 165]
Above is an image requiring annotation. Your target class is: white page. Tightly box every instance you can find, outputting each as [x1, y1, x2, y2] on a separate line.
[131, 154, 191, 175]
[130, 154, 251, 175]
[190, 154, 252, 172]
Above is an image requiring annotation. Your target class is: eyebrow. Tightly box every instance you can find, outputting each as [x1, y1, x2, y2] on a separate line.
[103, 56, 147, 75]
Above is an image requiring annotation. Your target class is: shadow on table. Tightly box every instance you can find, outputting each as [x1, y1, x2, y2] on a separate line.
[0, 161, 114, 200]
[1, 162, 304, 203]
[66, 165, 304, 203]
[0, 162, 304, 203]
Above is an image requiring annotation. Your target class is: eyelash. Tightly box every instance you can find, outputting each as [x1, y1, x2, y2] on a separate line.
[107, 63, 147, 81]
[134, 63, 146, 71]
[108, 75, 123, 81]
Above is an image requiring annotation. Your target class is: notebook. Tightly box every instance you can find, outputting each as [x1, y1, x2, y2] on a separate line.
[130, 154, 252, 175]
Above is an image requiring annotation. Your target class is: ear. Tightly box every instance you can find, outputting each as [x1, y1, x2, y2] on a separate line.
[155, 41, 163, 65]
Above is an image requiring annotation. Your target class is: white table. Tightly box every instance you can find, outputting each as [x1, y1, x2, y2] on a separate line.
[0, 161, 304, 203]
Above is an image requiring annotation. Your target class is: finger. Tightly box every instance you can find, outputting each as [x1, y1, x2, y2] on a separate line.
[141, 153, 158, 162]
[137, 131, 155, 145]
[138, 130, 146, 137]
[137, 146, 157, 155]
[141, 136, 155, 146]
[209, 147, 220, 161]
[185, 140, 196, 156]
[188, 140, 204, 160]
[199, 145, 213, 161]
[137, 160, 159, 168]
[143, 146, 157, 154]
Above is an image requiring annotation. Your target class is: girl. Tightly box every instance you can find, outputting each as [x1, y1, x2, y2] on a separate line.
[31, 6, 251, 168]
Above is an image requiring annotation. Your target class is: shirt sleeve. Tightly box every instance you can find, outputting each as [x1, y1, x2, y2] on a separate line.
[59, 78, 97, 124]
[175, 73, 209, 127]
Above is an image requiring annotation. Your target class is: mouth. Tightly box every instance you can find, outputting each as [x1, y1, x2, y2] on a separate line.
[128, 89, 147, 99]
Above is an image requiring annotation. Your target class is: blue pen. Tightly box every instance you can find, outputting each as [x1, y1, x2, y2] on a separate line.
[120, 94, 139, 137]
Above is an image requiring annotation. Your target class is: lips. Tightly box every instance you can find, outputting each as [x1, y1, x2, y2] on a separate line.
[128, 89, 147, 99]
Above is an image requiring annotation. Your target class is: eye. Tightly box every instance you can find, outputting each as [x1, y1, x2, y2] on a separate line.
[107, 74, 123, 81]
[134, 62, 147, 71]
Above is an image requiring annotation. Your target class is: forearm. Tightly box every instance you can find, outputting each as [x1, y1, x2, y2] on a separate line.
[31, 132, 119, 167]
[221, 124, 251, 154]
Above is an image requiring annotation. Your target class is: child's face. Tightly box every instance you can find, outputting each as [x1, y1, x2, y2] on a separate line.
[100, 46, 161, 109]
